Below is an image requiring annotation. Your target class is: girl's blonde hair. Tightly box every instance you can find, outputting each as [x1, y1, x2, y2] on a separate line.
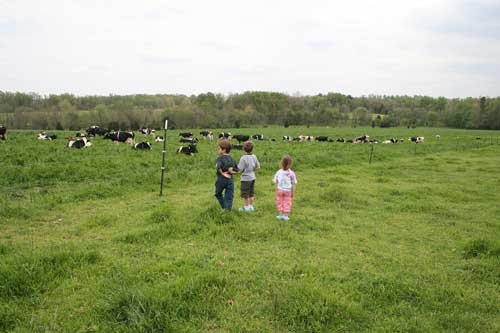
[280, 155, 293, 170]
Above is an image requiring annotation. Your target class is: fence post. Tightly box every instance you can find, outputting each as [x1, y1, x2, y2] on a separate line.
[159, 120, 168, 196]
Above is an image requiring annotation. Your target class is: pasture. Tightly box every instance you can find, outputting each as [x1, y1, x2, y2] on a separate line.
[1, 126, 500, 332]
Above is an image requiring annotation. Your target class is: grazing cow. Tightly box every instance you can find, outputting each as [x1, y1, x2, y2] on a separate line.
[177, 144, 198, 155]
[179, 137, 199, 144]
[86, 125, 107, 136]
[103, 131, 135, 143]
[409, 136, 424, 143]
[0, 126, 6, 141]
[155, 135, 165, 142]
[234, 135, 250, 143]
[133, 141, 152, 150]
[37, 132, 57, 140]
[252, 134, 264, 140]
[232, 144, 243, 150]
[200, 131, 214, 140]
[139, 128, 155, 135]
[354, 135, 369, 143]
[316, 136, 329, 142]
[219, 132, 232, 139]
[67, 136, 92, 149]
[179, 132, 193, 138]
[282, 135, 293, 141]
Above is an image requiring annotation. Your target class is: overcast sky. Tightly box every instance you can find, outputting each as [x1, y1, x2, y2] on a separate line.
[1, 0, 499, 97]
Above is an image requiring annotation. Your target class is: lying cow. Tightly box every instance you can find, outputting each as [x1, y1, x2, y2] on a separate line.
[86, 125, 108, 136]
[354, 135, 369, 143]
[200, 131, 214, 140]
[177, 144, 198, 155]
[0, 126, 6, 141]
[382, 138, 398, 144]
[155, 135, 165, 142]
[179, 137, 199, 144]
[234, 135, 250, 143]
[179, 132, 193, 138]
[299, 135, 315, 142]
[252, 134, 264, 140]
[103, 131, 135, 143]
[219, 132, 232, 140]
[133, 141, 152, 150]
[139, 128, 155, 135]
[316, 136, 329, 142]
[410, 136, 424, 143]
[37, 132, 57, 140]
[67, 136, 92, 149]
[283, 135, 293, 141]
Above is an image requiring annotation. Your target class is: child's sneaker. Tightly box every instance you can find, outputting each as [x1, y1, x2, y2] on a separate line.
[282, 215, 290, 221]
[276, 215, 284, 220]
[248, 206, 255, 212]
[239, 207, 245, 212]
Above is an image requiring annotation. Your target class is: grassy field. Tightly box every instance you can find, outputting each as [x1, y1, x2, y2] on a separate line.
[1, 126, 500, 332]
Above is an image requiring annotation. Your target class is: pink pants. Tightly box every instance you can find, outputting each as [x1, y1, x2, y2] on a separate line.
[276, 190, 293, 213]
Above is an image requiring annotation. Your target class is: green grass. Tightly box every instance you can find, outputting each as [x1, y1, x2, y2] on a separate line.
[1, 127, 500, 332]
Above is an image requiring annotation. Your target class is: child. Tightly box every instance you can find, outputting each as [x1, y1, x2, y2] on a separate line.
[215, 140, 238, 211]
[237, 141, 260, 212]
[273, 155, 297, 221]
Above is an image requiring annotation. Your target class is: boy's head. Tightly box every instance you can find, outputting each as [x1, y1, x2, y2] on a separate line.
[243, 141, 254, 153]
[280, 155, 293, 170]
[218, 139, 232, 154]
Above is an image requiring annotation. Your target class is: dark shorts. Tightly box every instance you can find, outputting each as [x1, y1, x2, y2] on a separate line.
[240, 180, 255, 199]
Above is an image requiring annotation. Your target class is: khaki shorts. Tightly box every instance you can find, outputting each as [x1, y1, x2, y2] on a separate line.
[240, 180, 255, 199]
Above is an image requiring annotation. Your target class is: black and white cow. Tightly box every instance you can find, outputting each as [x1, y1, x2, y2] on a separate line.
[299, 135, 315, 142]
[179, 132, 193, 138]
[354, 135, 369, 143]
[316, 136, 329, 142]
[219, 132, 232, 140]
[0, 126, 6, 141]
[37, 132, 57, 140]
[86, 125, 107, 136]
[139, 128, 155, 135]
[283, 135, 293, 141]
[67, 136, 92, 149]
[252, 134, 264, 140]
[177, 144, 198, 155]
[382, 138, 398, 144]
[155, 135, 165, 142]
[234, 135, 250, 143]
[133, 142, 152, 150]
[103, 131, 135, 143]
[336, 138, 345, 143]
[410, 136, 424, 143]
[200, 131, 214, 140]
[180, 137, 199, 144]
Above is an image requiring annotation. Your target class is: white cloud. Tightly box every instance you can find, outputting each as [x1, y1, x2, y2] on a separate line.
[0, 0, 499, 97]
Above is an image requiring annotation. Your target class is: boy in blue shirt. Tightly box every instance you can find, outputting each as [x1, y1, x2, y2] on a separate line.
[215, 140, 238, 211]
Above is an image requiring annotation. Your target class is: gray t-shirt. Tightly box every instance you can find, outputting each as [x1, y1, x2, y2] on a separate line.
[238, 154, 260, 181]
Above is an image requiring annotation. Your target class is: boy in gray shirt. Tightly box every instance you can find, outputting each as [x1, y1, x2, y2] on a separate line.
[237, 141, 260, 212]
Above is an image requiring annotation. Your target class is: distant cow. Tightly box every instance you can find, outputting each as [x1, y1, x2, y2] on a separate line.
[133, 141, 152, 150]
[177, 144, 198, 155]
[200, 131, 214, 140]
[336, 138, 345, 143]
[382, 138, 398, 144]
[37, 132, 57, 140]
[103, 131, 135, 143]
[0, 126, 6, 140]
[179, 132, 193, 138]
[180, 137, 199, 144]
[67, 136, 92, 149]
[410, 136, 424, 143]
[299, 135, 315, 142]
[234, 135, 250, 143]
[219, 132, 232, 139]
[155, 135, 165, 142]
[252, 134, 264, 140]
[139, 128, 155, 135]
[354, 135, 369, 143]
[283, 135, 293, 141]
[86, 125, 107, 136]
[316, 136, 329, 142]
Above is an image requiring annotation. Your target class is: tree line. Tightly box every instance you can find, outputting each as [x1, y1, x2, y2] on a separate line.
[1, 91, 499, 130]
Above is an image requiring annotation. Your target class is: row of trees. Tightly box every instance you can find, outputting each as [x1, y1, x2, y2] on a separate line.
[1, 91, 499, 130]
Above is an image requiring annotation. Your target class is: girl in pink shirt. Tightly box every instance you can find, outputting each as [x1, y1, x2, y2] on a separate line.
[273, 155, 297, 221]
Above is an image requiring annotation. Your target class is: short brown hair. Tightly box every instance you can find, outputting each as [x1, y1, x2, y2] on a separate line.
[243, 141, 254, 153]
[280, 155, 293, 170]
[218, 139, 232, 153]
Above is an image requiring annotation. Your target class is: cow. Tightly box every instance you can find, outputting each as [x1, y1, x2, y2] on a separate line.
[86, 125, 108, 136]
[336, 138, 345, 143]
[139, 128, 155, 135]
[179, 132, 193, 138]
[252, 134, 264, 140]
[282, 135, 293, 141]
[177, 144, 198, 155]
[155, 135, 165, 142]
[0, 126, 6, 141]
[103, 131, 135, 143]
[200, 131, 214, 141]
[219, 132, 232, 140]
[316, 136, 329, 142]
[67, 136, 92, 149]
[37, 132, 57, 140]
[180, 137, 199, 144]
[298, 135, 315, 142]
[410, 136, 424, 143]
[234, 135, 250, 143]
[382, 138, 398, 144]
[133, 142, 152, 150]
[354, 135, 369, 143]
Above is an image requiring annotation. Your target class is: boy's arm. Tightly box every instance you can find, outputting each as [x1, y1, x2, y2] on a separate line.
[291, 184, 296, 197]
